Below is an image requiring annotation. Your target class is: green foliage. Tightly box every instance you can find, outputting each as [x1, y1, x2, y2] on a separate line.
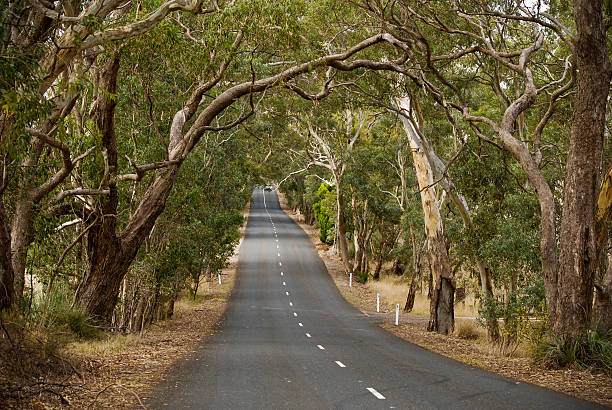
[354, 270, 368, 284]
[27, 284, 99, 339]
[313, 183, 335, 245]
[478, 280, 547, 345]
[532, 327, 612, 375]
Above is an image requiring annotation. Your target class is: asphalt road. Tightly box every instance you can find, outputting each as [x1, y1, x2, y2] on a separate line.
[148, 188, 603, 410]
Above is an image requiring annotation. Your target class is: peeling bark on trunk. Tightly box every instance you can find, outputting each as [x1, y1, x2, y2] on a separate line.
[406, 128, 454, 333]
[555, 0, 612, 336]
[398, 96, 454, 334]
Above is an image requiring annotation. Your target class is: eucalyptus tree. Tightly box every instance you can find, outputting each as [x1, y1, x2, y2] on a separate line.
[360, 0, 611, 337]
[0, 0, 224, 309]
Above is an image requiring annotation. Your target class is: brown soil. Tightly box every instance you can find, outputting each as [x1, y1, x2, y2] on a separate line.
[277, 191, 612, 408]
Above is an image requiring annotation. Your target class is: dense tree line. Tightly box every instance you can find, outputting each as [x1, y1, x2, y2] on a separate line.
[0, 0, 610, 369]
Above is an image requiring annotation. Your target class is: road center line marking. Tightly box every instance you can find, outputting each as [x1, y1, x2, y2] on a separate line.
[280, 272, 284, 276]
[293, 312, 298, 317]
[277, 252, 280, 257]
[282, 281, 286, 286]
[279, 262, 282, 266]
[335, 361, 346, 368]
[305, 333, 311, 337]
[286, 291, 289, 296]
[289, 302, 293, 306]
[316, 345, 325, 350]
[298, 322, 303, 327]
[366, 388, 385, 400]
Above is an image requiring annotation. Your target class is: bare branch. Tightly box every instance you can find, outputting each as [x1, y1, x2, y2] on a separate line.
[53, 189, 110, 203]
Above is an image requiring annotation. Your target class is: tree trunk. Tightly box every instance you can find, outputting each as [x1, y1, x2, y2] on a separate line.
[398, 96, 454, 334]
[372, 239, 387, 280]
[404, 221, 421, 312]
[0, 201, 14, 311]
[75, 168, 178, 321]
[334, 178, 353, 274]
[594, 249, 612, 333]
[10, 201, 34, 299]
[555, 0, 612, 336]
[478, 263, 500, 341]
[73, 55, 124, 321]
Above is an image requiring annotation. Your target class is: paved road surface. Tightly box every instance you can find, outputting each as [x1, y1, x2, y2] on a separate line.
[148, 188, 602, 409]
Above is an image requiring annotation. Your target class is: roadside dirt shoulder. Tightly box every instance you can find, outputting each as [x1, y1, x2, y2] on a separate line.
[7, 205, 249, 409]
[277, 192, 612, 407]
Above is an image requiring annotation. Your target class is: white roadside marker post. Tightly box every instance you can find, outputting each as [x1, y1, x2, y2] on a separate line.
[349, 272, 353, 288]
[218, 272, 222, 285]
[395, 303, 399, 326]
[377, 293, 380, 313]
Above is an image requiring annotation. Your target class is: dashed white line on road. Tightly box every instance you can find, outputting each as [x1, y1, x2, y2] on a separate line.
[277, 252, 280, 257]
[293, 312, 298, 317]
[289, 302, 293, 306]
[316, 345, 325, 350]
[305, 333, 311, 338]
[298, 322, 303, 327]
[279, 262, 282, 266]
[280, 272, 284, 276]
[282, 281, 286, 286]
[277, 244, 279, 249]
[335, 361, 346, 368]
[286, 291, 289, 296]
[366, 388, 385, 400]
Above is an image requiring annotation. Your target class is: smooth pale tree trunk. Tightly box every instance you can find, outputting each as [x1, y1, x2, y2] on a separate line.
[399, 95, 499, 340]
[352, 195, 364, 274]
[397, 97, 455, 334]
[555, 0, 612, 336]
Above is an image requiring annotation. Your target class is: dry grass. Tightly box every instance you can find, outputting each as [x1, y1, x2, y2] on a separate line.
[365, 275, 480, 317]
[69, 334, 139, 357]
[455, 319, 485, 340]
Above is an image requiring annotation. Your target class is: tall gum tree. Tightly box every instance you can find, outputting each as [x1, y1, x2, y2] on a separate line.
[396, 94, 499, 340]
[555, 0, 612, 335]
[360, 0, 610, 337]
[0, 0, 219, 309]
[396, 96, 455, 335]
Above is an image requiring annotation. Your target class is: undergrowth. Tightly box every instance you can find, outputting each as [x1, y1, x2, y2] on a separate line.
[532, 326, 612, 375]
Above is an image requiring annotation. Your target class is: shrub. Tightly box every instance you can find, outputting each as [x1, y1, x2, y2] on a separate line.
[27, 283, 99, 339]
[354, 270, 368, 284]
[56, 309, 100, 339]
[532, 327, 612, 375]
